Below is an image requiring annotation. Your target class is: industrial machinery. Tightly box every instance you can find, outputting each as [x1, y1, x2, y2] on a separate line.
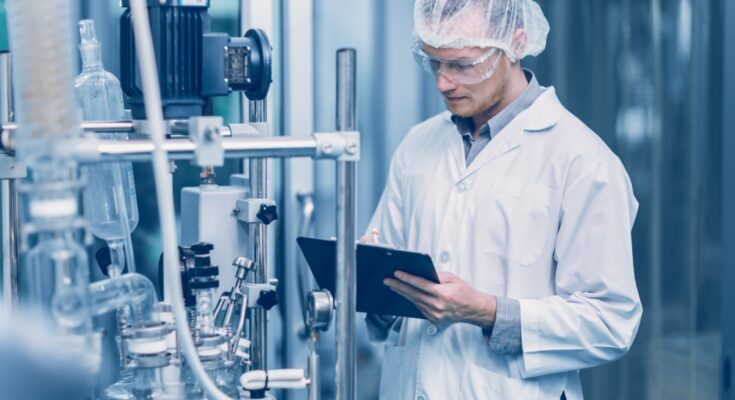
[0, 0, 358, 399]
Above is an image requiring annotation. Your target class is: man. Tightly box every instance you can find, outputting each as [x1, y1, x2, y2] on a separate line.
[364, 0, 642, 399]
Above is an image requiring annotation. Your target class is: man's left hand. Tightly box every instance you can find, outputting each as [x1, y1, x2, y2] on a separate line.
[384, 271, 497, 329]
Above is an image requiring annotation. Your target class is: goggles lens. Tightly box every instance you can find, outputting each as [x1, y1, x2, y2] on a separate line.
[412, 41, 502, 85]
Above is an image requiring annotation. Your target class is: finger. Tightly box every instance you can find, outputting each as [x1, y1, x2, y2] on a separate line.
[394, 271, 440, 293]
[436, 271, 459, 283]
[384, 278, 437, 307]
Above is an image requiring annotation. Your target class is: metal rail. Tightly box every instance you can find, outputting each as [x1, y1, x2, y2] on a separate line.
[0, 51, 20, 310]
[249, 99, 269, 386]
[335, 48, 357, 400]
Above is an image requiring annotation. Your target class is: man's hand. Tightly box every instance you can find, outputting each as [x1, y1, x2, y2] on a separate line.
[384, 271, 497, 328]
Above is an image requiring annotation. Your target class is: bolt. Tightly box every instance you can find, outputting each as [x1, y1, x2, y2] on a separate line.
[346, 141, 358, 155]
[322, 143, 334, 154]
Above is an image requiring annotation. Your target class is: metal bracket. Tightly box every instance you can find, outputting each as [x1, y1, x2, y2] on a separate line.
[188, 116, 225, 167]
[314, 131, 360, 161]
[235, 198, 276, 224]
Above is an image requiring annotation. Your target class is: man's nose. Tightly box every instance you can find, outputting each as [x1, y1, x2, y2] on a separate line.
[437, 72, 458, 92]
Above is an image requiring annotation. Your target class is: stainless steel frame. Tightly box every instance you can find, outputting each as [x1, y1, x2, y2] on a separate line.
[249, 99, 270, 376]
[0, 51, 20, 310]
[335, 48, 357, 400]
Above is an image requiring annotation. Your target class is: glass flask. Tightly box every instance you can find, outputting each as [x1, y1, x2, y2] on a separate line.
[102, 364, 176, 400]
[74, 19, 138, 276]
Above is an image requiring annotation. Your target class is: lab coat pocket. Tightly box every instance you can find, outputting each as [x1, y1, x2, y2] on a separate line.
[461, 362, 540, 399]
[378, 346, 405, 399]
[479, 178, 555, 266]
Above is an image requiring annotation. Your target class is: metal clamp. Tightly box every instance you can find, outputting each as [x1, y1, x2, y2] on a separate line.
[189, 116, 225, 167]
[314, 131, 360, 161]
[244, 282, 277, 309]
[121, 321, 174, 369]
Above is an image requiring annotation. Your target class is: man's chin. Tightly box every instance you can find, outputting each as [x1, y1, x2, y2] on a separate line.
[443, 99, 475, 116]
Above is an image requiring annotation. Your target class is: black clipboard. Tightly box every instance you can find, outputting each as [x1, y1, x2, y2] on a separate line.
[296, 237, 440, 319]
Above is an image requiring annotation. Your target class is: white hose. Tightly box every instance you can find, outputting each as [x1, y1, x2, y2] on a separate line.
[240, 369, 309, 391]
[127, 1, 231, 399]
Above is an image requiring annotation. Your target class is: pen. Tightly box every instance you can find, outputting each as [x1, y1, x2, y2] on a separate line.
[371, 228, 380, 244]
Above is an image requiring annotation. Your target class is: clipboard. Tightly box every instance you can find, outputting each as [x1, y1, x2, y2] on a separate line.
[296, 237, 440, 319]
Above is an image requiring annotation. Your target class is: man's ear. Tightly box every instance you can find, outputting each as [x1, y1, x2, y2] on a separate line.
[510, 28, 528, 61]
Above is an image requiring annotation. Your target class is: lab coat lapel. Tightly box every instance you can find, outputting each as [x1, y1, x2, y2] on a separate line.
[458, 88, 562, 181]
[444, 118, 467, 182]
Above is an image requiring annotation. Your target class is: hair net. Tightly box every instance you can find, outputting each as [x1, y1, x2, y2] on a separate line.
[414, 0, 550, 60]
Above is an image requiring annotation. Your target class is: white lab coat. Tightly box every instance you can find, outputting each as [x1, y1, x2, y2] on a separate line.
[367, 88, 642, 400]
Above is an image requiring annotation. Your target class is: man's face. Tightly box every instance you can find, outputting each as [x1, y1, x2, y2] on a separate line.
[423, 44, 509, 118]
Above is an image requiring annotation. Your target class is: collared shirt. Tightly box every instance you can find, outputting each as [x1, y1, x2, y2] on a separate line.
[451, 69, 546, 166]
[451, 69, 546, 355]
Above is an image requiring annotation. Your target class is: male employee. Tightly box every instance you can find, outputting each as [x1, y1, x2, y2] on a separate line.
[365, 0, 642, 399]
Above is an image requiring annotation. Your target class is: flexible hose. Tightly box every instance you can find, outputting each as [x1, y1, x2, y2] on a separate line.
[240, 369, 308, 391]
[127, 1, 231, 399]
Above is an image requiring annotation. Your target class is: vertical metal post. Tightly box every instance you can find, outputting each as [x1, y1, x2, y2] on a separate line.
[0, 51, 19, 310]
[335, 48, 357, 400]
[249, 99, 269, 378]
[308, 332, 320, 400]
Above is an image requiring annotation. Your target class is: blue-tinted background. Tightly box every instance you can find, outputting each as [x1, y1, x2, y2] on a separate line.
[0, 1, 733, 399]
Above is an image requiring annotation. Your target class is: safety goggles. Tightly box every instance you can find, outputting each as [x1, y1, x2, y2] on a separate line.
[412, 41, 503, 85]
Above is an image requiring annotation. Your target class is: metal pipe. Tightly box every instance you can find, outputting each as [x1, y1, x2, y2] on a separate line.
[335, 48, 357, 400]
[0, 51, 19, 310]
[100, 136, 316, 162]
[0, 52, 12, 122]
[308, 331, 320, 400]
[2, 120, 135, 135]
[5, 136, 318, 163]
[249, 99, 269, 380]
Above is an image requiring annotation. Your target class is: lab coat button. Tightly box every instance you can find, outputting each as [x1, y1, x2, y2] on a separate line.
[426, 324, 438, 336]
[456, 182, 467, 192]
[439, 252, 450, 263]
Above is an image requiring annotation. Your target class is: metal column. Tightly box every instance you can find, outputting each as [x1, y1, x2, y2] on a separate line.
[334, 48, 357, 400]
[0, 51, 20, 310]
[249, 99, 270, 378]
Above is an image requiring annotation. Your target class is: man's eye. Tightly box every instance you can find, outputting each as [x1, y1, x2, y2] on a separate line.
[447, 63, 472, 72]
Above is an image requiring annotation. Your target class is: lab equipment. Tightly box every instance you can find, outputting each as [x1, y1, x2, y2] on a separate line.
[74, 19, 139, 277]
[119, 0, 272, 119]
[414, 0, 549, 60]
[2, 0, 361, 398]
[4, 0, 80, 162]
